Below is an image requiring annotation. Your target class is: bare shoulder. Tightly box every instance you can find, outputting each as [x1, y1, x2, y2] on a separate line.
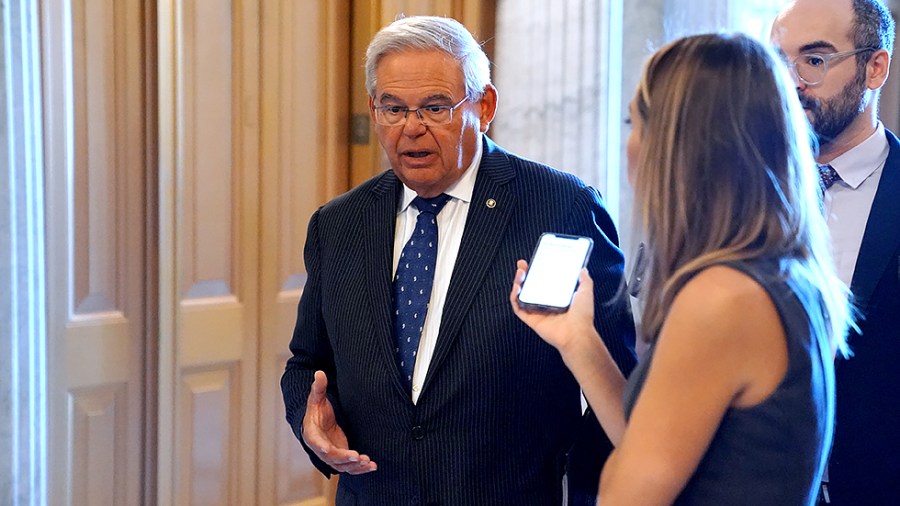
[604, 264, 788, 500]
[661, 264, 787, 406]
[669, 265, 777, 336]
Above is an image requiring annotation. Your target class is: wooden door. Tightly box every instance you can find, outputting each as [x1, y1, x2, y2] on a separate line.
[40, 1, 492, 504]
[156, 1, 264, 504]
[42, 0, 149, 504]
[156, 0, 354, 504]
[256, 1, 350, 505]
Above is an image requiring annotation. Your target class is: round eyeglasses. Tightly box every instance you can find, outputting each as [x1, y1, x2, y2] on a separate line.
[372, 97, 468, 126]
[784, 47, 876, 86]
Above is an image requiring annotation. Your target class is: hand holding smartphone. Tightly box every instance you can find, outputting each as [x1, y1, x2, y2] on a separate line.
[517, 233, 594, 313]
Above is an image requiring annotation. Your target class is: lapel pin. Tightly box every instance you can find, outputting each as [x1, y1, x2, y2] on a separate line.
[486, 198, 497, 209]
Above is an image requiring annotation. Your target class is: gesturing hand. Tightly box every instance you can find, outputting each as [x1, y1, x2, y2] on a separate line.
[302, 370, 378, 474]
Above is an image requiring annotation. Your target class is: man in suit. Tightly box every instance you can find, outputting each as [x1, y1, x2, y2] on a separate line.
[280, 15, 636, 505]
[772, 0, 900, 503]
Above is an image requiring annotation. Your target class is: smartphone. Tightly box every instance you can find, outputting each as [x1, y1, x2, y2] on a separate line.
[517, 233, 594, 313]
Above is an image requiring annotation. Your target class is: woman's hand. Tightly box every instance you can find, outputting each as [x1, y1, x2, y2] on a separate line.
[511, 259, 629, 446]
[509, 259, 598, 353]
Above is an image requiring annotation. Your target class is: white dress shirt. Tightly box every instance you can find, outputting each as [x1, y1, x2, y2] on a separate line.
[824, 122, 889, 286]
[392, 140, 482, 404]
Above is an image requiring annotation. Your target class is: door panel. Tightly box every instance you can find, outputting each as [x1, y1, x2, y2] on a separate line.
[42, 0, 147, 504]
[258, 1, 349, 504]
[157, 0, 261, 504]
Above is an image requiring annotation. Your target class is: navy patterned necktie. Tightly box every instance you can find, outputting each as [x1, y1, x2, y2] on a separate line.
[393, 193, 451, 393]
[818, 164, 841, 191]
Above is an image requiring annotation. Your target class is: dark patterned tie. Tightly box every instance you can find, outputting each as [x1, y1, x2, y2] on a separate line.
[393, 193, 451, 393]
[818, 164, 841, 191]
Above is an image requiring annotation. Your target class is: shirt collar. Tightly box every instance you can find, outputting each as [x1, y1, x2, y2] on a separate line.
[829, 122, 889, 189]
[398, 137, 483, 211]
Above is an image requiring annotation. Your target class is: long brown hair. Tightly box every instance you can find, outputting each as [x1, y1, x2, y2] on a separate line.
[632, 33, 850, 354]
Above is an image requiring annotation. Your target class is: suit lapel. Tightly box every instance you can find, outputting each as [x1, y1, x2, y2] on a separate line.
[363, 172, 409, 396]
[851, 130, 900, 313]
[424, 137, 517, 391]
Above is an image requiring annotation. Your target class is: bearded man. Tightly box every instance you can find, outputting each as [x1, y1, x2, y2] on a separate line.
[772, 0, 900, 504]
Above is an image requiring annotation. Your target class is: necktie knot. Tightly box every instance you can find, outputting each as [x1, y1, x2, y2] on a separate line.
[412, 194, 451, 215]
[818, 164, 840, 191]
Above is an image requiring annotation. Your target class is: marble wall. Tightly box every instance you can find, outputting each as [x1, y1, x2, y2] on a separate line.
[489, 0, 736, 263]
[617, 0, 738, 249]
[619, 0, 665, 260]
[1, 19, 13, 497]
[492, 0, 618, 205]
[489, 0, 796, 347]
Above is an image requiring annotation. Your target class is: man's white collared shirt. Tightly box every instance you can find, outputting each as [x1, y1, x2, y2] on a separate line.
[824, 122, 889, 286]
[392, 140, 482, 404]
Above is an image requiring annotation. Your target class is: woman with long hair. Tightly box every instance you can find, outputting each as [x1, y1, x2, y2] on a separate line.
[511, 33, 852, 505]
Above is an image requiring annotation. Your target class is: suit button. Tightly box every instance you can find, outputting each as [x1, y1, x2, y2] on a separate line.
[411, 426, 425, 440]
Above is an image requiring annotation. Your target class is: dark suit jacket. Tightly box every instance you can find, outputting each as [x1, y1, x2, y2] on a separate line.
[281, 136, 636, 506]
[828, 129, 900, 505]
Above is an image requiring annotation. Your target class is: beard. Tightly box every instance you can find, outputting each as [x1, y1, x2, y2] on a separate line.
[800, 68, 868, 147]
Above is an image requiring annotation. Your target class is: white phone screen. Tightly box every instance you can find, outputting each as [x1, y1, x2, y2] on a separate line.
[518, 234, 593, 311]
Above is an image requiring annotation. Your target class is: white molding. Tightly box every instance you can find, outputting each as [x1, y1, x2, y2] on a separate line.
[2, 0, 47, 504]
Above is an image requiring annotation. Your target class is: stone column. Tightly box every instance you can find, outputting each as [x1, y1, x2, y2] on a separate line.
[492, 0, 621, 216]
[1, 1, 47, 504]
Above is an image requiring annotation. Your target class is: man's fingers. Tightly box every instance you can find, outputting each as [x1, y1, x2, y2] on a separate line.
[303, 370, 377, 475]
[311, 443, 362, 464]
[316, 448, 378, 474]
[333, 458, 378, 475]
[344, 462, 378, 475]
[320, 448, 362, 465]
[307, 370, 328, 404]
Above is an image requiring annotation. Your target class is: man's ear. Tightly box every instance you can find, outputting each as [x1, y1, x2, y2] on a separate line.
[478, 84, 499, 133]
[368, 95, 377, 122]
[867, 48, 891, 90]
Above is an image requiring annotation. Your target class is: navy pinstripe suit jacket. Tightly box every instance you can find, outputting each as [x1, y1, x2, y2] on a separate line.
[281, 136, 636, 505]
[827, 129, 900, 505]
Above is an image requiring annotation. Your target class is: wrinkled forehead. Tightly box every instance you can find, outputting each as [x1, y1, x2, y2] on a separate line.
[771, 0, 855, 54]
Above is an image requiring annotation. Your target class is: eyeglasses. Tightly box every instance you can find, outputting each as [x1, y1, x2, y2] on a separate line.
[372, 97, 468, 126]
[784, 47, 876, 85]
